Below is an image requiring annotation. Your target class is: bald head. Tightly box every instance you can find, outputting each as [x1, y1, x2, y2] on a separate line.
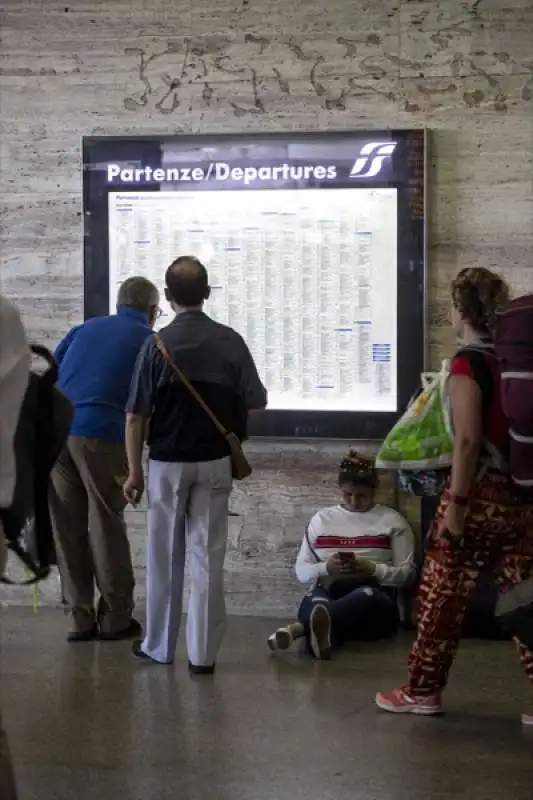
[165, 256, 210, 309]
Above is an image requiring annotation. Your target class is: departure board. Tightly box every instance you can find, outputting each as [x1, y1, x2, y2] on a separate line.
[108, 188, 397, 412]
[84, 130, 426, 439]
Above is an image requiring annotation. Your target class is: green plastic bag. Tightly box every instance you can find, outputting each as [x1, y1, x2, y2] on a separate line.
[376, 360, 453, 470]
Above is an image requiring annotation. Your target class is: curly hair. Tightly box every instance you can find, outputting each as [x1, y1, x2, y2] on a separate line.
[338, 450, 377, 488]
[451, 267, 510, 337]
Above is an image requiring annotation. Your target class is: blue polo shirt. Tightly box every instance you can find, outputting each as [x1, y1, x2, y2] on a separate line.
[55, 307, 152, 443]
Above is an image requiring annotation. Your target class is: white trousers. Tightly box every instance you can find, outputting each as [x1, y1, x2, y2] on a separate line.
[142, 457, 232, 665]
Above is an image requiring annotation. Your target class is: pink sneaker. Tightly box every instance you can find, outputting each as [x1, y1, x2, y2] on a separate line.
[375, 687, 443, 716]
[522, 712, 533, 727]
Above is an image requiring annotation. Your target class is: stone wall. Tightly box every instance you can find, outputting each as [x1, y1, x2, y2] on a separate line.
[1, 0, 532, 613]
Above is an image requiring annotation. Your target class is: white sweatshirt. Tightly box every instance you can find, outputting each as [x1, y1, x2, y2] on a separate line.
[295, 504, 416, 589]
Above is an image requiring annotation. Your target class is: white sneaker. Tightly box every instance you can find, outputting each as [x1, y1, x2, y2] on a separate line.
[309, 603, 332, 660]
[522, 712, 533, 727]
[267, 627, 294, 652]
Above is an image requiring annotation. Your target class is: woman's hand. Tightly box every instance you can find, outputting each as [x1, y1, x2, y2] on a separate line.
[439, 501, 467, 541]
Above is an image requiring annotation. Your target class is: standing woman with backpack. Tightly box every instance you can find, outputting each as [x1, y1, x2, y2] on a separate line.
[375, 268, 533, 724]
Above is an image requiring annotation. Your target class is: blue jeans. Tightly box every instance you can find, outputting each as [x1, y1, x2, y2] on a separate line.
[298, 580, 399, 651]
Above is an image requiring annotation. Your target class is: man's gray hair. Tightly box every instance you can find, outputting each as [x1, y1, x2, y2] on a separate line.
[117, 276, 159, 311]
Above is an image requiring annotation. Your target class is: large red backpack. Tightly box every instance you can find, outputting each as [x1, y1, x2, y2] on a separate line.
[494, 295, 533, 487]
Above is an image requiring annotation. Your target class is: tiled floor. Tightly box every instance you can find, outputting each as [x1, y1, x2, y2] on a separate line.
[1, 608, 532, 799]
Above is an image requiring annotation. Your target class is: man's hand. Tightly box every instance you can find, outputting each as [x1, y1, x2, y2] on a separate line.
[326, 554, 354, 576]
[350, 556, 377, 581]
[125, 413, 147, 506]
[123, 473, 145, 507]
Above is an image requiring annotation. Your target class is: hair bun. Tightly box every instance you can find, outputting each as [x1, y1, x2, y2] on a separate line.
[339, 450, 376, 478]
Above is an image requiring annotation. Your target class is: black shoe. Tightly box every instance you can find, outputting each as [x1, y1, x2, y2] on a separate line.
[67, 624, 99, 643]
[188, 661, 216, 676]
[99, 618, 143, 641]
[132, 639, 173, 665]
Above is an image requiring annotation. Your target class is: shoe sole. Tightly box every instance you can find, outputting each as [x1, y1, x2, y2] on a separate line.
[189, 668, 215, 676]
[100, 627, 143, 641]
[267, 629, 293, 652]
[375, 695, 443, 716]
[309, 604, 331, 660]
[522, 714, 533, 727]
[132, 640, 173, 665]
[132, 651, 173, 665]
[67, 627, 98, 643]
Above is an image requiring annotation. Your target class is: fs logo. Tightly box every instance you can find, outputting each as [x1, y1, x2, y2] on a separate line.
[349, 141, 397, 178]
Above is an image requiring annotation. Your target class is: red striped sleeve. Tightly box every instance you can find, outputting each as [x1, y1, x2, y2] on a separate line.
[314, 535, 391, 550]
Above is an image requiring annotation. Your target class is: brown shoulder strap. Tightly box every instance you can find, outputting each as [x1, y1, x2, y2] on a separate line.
[154, 334, 228, 437]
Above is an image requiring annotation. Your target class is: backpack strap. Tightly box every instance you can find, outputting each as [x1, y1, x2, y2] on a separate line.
[30, 344, 59, 381]
[455, 345, 508, 473]
[0, 538, 51, 585]
[455, 345, 496, 428]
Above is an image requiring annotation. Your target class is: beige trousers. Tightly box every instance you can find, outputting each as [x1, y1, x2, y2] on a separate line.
[49, 436, 135, 635]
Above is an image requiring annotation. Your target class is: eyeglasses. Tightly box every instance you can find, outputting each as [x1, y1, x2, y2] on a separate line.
[151, 306, 163, 319]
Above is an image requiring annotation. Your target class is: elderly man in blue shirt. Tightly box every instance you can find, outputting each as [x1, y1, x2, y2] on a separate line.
[50, 276, 159, 642]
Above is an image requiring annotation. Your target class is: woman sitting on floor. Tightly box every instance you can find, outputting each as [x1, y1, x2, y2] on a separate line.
[268, 451, 416, 659]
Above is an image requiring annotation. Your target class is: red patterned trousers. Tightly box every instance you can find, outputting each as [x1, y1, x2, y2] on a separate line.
[408, 473, 533, 696]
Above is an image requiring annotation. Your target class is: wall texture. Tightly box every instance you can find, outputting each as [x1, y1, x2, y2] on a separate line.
[1, 0, 532, 613]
